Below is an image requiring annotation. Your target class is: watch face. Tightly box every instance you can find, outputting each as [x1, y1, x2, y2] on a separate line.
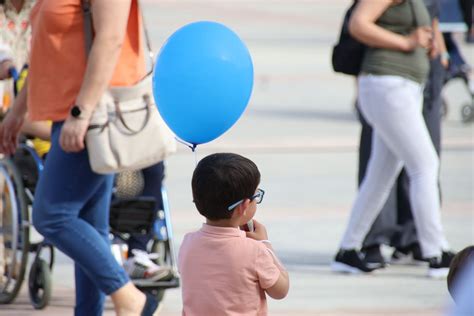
[71, 106, 81, 118]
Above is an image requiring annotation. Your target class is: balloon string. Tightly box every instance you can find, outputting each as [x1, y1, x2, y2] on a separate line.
[175, 137, 196, 151]
[175, 137, 199, 166]
[193, 148, 198, 167]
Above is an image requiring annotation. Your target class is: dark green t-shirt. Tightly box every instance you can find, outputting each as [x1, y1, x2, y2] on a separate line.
[361, 0, 431, 83]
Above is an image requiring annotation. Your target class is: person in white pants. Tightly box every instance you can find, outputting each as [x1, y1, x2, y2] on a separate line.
[332, 0, 454, 278]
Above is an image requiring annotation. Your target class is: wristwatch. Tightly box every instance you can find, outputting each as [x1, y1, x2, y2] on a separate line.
[70, 105, 87, 119]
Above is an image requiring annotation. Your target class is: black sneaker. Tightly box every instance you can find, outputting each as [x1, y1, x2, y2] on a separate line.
[362, 245, 387, 269]
[391, 243, 427, 265]
[427, 251, 456, 278]
[331, 249, 375, 274]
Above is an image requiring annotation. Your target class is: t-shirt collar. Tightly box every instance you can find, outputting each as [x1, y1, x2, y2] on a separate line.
[201, 223, 246, 237]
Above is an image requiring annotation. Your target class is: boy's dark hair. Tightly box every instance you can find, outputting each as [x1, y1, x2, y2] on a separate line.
[192, 153, 260, 220]
[447, 245, 474, 301]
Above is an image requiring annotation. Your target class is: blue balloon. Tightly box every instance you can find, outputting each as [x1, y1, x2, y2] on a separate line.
[153, 21, 254, 145]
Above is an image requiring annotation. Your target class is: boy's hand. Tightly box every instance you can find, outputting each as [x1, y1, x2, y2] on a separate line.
[245, 219, 268, 241]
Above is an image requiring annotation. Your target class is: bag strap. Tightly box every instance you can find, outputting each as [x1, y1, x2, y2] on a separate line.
[114, 96, 152, 134]
[81, 0, 154, 67]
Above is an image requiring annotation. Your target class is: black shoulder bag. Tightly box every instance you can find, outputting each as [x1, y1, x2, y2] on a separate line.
[331, 1, 367, 76]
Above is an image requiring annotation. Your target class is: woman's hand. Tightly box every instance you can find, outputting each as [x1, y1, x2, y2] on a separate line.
[406, 27, 433, 51]
[0, 107, 26, 155]
[59, 116, 90, 152]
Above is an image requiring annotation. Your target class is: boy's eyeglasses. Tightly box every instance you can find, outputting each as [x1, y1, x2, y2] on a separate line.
[227, 188, 265, 211]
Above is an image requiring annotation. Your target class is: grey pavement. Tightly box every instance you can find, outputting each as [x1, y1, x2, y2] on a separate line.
[1, 0, 473, 315]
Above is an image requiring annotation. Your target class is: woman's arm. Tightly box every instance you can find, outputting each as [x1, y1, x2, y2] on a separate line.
[432, 18, 449, 67]
[349, 0, 431, 52]
[21, 121, 51, 140]
[74, 0, 133, 116]
[59, 0, 133, 152]
[0, 79, 28, 155]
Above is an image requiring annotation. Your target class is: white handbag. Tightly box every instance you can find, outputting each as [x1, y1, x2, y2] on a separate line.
[82, 0, 176, 174]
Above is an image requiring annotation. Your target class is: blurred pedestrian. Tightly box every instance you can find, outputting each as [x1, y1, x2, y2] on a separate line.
[332, 0, 453, 278]
[359, 0, 451, 268]
[0, 1, 158, 315]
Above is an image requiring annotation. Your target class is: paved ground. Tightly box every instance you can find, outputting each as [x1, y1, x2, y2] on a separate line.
[1, 0, 473, 315]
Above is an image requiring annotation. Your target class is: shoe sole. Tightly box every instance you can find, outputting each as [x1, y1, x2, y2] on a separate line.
[391, 254, 427, 266]
[331, 262, 371, 274]
[366, 262, 386, 269]
[428, 267, 449, 279]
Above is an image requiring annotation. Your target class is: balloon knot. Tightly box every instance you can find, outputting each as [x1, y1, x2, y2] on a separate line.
[176, 137, 198, 152]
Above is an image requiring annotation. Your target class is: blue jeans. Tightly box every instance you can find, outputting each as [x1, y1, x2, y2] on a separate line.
[32, 122, 129, 315]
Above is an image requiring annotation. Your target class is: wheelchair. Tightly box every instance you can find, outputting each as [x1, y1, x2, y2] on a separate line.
[0, 140, 179, 309]
[0, 142, 53, 309]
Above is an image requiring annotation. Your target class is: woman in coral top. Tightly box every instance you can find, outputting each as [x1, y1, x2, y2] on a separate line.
[0, 0, 157, 315]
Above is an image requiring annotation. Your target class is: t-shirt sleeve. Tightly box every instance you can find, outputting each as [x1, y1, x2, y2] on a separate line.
[255, 244, 281, 289]
[177, 234, 190, 274]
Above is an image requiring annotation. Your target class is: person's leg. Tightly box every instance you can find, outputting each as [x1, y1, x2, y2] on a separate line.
[340, 132, 403, 251]
[393, 170, 417, 249]
[366, 78, 446, 258]
[339, 76, 405, 253]
[32, 123, 129, 313]
[339, 75, 448, 259]
[74, 175, 114, 315]
[393, 58, 449, 255]
[358, 106, 398, 263]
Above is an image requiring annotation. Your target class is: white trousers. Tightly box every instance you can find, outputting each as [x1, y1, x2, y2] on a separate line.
[340, 75, 449, 258]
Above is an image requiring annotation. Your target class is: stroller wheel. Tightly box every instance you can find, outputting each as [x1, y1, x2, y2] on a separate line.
[461, 103, 474, 123]
[28, 258, 52, 310]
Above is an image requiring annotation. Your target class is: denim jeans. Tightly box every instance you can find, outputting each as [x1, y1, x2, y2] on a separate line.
[32, 122, 129, 316]
[340, 75, 449, 258]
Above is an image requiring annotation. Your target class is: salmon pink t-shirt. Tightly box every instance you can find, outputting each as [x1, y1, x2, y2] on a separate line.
[178, 224, 281, 316]
[27, 0, 146, 121]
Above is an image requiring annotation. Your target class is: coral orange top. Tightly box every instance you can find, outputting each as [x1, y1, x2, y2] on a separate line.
[28, 0, 146, 121]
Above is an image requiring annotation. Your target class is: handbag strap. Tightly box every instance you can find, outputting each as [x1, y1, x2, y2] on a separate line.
[114, 96, 152, 134]
[81, 0, 154, 67]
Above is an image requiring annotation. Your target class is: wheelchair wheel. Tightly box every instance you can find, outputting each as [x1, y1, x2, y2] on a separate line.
[461, 103, 474, 123]
[28, 258, 51, 310]
[0, 159, 29, 304]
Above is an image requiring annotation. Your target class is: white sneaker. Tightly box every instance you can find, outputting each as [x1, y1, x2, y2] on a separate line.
[123, 249, 170, 281]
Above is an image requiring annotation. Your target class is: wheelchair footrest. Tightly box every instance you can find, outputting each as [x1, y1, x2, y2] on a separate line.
[133, 276, 180, 290]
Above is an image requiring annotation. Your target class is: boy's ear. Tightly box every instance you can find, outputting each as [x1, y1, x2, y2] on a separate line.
[233, 199, 251, 217]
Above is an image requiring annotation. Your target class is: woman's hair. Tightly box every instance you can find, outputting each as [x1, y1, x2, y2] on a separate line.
[447, 245, 474, 301]
[192, 153, 260, 221]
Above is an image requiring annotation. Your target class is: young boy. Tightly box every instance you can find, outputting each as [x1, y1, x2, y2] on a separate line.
[178, 153, 289, 315]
